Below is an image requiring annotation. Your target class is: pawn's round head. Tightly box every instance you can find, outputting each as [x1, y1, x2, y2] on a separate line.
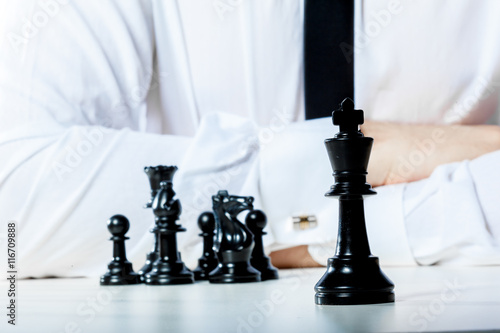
[198, 212, 215, 232]
[245, 210, 267, 231]
[107, 214, 130, 236]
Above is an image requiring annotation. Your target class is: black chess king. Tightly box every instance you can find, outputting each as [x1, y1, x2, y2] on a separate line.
[314, 98, 395, 305]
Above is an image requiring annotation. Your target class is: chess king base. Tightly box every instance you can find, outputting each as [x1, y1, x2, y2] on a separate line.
[314, 256, 394, 305]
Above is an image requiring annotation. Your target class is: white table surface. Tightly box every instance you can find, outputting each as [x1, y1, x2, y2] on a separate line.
[1, 266, 500, 333]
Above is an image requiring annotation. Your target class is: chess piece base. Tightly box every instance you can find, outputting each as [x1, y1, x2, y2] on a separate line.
[193, 258, 218, 281]
[100, 262, 141, 286]
[209, 262, 261, 284]
[144, 259, 194, 285]
[314, 256, 394, 305]
[137, 251, 159, 282]
[193, 269, 208, 281]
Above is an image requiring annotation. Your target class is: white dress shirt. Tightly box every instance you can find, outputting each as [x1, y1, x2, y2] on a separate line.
[0, 0, 499, 278]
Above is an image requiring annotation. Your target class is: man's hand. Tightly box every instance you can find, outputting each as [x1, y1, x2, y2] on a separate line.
[361, 121, 500, 187]
[269, 245, 323, 268]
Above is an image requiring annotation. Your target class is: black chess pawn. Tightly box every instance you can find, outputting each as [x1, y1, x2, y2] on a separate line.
[314, 98, 394, 305]
[209, 190, 261, 284]
[100, 215, 141, 285]
[192, 212, 219, 281]
[139, 165, 178, 281]
[246, 210, 279, 281]
[144, 181, 194, 285]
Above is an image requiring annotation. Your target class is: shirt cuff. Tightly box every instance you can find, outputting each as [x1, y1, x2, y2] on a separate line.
[308, 183, 417, 266]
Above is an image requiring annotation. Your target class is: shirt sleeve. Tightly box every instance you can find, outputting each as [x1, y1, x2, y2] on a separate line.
[0, 1, 265, 278]
[403, 150, 500, 266]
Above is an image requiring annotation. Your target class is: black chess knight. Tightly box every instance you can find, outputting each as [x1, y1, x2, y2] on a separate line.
[209, 190, 261, 283]
[144, 178, 194, 285]
[314, 98, 395, 305]
[138, 165, 178, 281]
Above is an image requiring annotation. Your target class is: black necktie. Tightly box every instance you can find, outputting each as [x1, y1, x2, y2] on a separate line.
[304, 0, 354, 120]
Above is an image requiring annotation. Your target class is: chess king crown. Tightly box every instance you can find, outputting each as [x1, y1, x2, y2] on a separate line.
[325, 98, 376, 197]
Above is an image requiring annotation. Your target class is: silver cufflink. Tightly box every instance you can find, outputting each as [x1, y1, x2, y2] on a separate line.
[293, 215, 318, 230]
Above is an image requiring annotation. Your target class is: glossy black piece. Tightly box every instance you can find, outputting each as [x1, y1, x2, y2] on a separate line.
[209, 190, 261, 284]
[139, 166, 179, 281]
[144, 166, 178, 208]
[315, 98, 395, 305]
[100, 215, 141, 286]
[144, 180, 194, 285]
[246, 210, 279, 281]
[137, 240, 158, 283]
[193, 212, 219, 281]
